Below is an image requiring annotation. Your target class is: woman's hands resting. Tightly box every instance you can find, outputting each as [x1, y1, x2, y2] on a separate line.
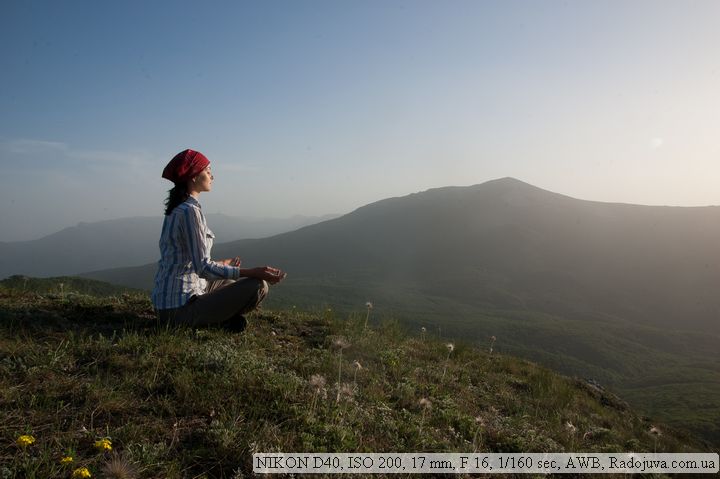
[220, 257, 286, 284]
[242, 266, 287, 285]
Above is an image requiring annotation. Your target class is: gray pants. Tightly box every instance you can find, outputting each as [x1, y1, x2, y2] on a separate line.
[157, 278, 269, 327]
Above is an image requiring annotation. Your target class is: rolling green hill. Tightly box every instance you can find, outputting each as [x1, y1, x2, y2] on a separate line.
[0, 283, 714, 478]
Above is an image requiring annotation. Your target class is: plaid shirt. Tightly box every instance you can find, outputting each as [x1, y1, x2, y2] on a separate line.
[151, 196, 241, 309]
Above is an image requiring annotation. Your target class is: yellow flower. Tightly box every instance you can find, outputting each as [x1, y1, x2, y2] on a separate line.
[60, 456, 74, 465]
[94, 438, 112, 452]
[16, 434, 35, 448]
[72, 467, 92, 478]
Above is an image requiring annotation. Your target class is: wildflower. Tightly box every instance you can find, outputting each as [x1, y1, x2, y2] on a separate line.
[352, 360, 363, 384]
[309, 374, 327, 412]
[419, 397, 432, 429]
[364, 302, 373, 329]
[72, 467, 92, 479]
[441, 343, 454, 381]
[309, 374, 326, 390]
[332, 337, 350, 350]
[61, 456, 74, 465]
[16, 434, 35, 448]
[649, 426, 662, 436]
[565, 421, 577, 434]
[338, 383, 355, 401]
[94, 438, 112, 452]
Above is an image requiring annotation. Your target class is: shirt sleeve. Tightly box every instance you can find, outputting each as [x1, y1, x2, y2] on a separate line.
[182, 205, 241, 280]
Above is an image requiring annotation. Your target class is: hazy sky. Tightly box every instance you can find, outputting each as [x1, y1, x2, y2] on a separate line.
[2, 1, 719, 241]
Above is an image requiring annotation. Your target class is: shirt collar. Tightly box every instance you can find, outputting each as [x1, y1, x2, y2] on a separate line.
[185, 196, 201, 208]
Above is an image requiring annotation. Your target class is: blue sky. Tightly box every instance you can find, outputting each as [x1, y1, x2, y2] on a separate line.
[2, 1, 719, 240]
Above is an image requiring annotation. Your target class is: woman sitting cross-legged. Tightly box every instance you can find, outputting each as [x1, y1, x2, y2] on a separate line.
[151, 148, 286, 331]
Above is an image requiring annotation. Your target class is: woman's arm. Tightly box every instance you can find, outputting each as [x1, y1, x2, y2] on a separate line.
[182, 206, 242, 280]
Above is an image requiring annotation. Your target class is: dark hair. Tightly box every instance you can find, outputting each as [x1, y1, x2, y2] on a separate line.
[164, 183, 189, 215]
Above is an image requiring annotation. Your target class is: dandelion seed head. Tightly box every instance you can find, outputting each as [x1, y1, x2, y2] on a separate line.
[338, 383, 355, 400]
[475, 415, 486, 426]
[332, 337, 350, 350]
[102, 455, 138, 479]
[419, 397, 432, 409]
[490, 336, 497, 341]
[365, 301, 373, 309]
[352, 360, 363, 370]
[649, 426, 662, 436]
[309, 374, 326, 389]
[565, 421, 577, 434]
[446, 343, 455, 352]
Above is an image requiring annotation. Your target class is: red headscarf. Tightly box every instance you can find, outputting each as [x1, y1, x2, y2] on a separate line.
[162, 149, 210, 184]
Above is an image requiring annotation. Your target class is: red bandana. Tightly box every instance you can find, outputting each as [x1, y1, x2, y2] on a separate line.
[162, 149, 210, 184]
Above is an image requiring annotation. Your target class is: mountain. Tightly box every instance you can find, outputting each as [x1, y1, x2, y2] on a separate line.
[85, 177, 720, 333]
[0, 213, 338, 279]
[80, 178, 720, 442]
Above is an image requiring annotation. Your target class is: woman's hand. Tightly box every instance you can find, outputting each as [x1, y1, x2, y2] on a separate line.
[220, 257, 242, 267]
[242, 266, 287, 285]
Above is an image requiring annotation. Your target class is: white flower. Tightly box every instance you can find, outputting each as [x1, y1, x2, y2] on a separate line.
[309, 374, 326, 389]
[446, 343, 455, 353]
[365, 302, 373, 309]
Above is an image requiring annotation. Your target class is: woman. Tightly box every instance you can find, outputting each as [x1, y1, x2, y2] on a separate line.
[151, 148, 286, 331]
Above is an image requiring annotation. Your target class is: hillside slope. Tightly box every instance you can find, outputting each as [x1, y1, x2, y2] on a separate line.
[77, 179, 720, 443]
[0, 286, 713, 478]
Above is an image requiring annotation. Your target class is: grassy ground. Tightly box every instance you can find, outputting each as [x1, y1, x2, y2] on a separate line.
[0, 286, 712, 478]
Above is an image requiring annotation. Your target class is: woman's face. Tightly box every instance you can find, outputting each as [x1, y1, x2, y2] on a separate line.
[191, 166, 214, 193]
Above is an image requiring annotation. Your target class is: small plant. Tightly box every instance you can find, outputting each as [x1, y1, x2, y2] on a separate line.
[441, 343, 454, 381]
[309, 374, 327, 413]
[489, 335, 496, 354]
[332, 337, 351, 402]
[473, 416, 485, 452]
[364, 302, 373, 329]
[352, 359, 363, 385]
[419, 397, 432, 430]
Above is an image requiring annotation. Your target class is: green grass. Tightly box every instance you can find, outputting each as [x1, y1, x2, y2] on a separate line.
[264, 278, 720, 445]
[0, 284, 714, 478]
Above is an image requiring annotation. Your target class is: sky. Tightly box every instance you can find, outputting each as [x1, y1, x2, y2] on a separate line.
[1, 0, 719, 241]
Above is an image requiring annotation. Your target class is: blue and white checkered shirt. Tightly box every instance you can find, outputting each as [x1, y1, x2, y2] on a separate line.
[151, 196, 241, 310]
